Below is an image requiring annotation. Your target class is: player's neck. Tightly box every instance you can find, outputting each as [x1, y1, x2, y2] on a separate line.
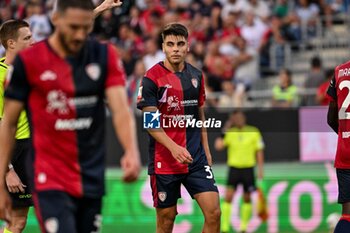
[164, 60, 185, 73]
[4, 50, 17, 65]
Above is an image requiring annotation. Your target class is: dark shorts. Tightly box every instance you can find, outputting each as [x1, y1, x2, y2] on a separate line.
[227, 167, 256, 193]
[336, 169, 350, 204]
[150, 165, 218, 208]
[34, 191, 102, 233]
[9, 139, 33, 208]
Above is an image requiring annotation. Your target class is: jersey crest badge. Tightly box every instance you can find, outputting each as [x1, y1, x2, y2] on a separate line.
[191, 78, 198, 88]
[86, 63, 101, 81]
[158, 192, 167, 202]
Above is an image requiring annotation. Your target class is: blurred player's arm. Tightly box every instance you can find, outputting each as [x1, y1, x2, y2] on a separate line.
[142, 106, 193, 164]
[106, 86, 141, 182]
[327, 100, 338, 134]
[93, 0, 122, 18]
[327, 74, 338, 134]
[0, 99, 24, 221]
[199, 106, 212, 166]
[256, 150, 264, 180]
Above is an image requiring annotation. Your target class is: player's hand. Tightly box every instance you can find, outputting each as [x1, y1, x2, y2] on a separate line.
[99, 0, 123, 10]
[6, 169, 26, 193]
[121, 150, 141, 183]
[170, 145, 193, 164]
[0, 185, 11, 222]
[214, 137, 225, 151]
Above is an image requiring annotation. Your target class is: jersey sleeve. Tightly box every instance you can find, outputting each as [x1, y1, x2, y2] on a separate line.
[136, 77, 158, 110]
[327, 75, 336, 101]
[105, 44, 126, 88]
[4, 56, 30, 102]
[199, 73, 206, 107]
[255, 130, 265, 151]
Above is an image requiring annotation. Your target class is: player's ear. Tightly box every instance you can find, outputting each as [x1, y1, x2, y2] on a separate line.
[162, 43, 165, 52]
[7, 39, 15, 50]
[50, 11, 59, 27]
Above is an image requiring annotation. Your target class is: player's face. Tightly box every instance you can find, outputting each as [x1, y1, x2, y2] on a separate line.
[162, 35, 189, 66]
[14, 27, 33, 52]
[53, 8, 94, 55]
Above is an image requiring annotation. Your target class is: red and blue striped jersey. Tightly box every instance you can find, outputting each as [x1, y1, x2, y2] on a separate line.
[5, 40, 126, 198]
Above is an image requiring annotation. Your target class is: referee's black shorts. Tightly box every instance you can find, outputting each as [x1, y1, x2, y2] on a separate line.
[226, 166, 256, 193]
[9, 139, 33, 208]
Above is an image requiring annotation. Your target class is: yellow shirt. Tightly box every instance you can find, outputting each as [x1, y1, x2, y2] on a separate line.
[224, 125, 264, 168]
[0, 57, 30, 139]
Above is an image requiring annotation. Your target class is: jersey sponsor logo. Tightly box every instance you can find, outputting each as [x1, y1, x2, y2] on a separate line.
[46, 90, 69, 115]
[167, 96, 180, 111]
[181, 99, 198, 107]
[191, 78, 198, 88]
[338, 68, 350, 77]
[45, 217, 59, 233]
[40, 70, 57, 81]
[54, 117, 93, 130]
[342, 131, 350, 139]
[158, 192, 167, 202]
[143, 111, 161, 129]
[86, 63, 101, 81]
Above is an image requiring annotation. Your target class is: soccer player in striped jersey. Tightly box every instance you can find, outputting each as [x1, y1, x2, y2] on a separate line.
[327, 63, 350, 232]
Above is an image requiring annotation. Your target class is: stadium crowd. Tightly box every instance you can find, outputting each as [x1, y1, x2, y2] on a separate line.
[0, 0, 349, 109]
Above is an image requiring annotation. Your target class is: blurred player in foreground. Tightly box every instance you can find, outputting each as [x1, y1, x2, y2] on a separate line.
[0, 0, 141, 232]
[215, 110, 265, 233]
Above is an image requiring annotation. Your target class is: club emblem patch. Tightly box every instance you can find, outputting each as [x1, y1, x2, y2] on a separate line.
[158, 192, 167, 202]
[191, 78, 198, 88]
[86, 63, 101, 81]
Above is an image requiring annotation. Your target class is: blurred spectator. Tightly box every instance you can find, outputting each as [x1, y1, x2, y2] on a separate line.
[303, 56, 325, 105]
[271, 68, 298, 107]
[260, 15, 288, 74]
[316, 68, 333, 105]
[231, 36, 259, 107]
[25, 0, 52, 42]
[216, 81, 243, 109]
[240, 11, 268, 51]
[292, 0, 320, 41]
[93, 9, 119, 41]
[241, 0, 271, 23]
[204, 41, 234, 92]
[273, 0, 289, 18]
[127, 59, 146, 110]
[219, 0, 245, 20]
[142, 37, 165, 70]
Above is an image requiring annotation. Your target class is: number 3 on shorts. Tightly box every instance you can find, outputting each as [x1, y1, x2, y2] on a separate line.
[204, 165, 213, 179]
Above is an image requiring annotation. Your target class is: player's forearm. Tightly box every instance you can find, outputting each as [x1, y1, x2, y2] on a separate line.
[147, 128, 178, 153]
[0, 118, 17, 186]
[256, 150, 264, 179]
[199, 107, 212, 163]
[113, 109, 139, 154]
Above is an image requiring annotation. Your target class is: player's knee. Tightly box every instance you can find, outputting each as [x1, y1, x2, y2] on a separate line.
[11, 216, 28, 232]
[159, 211, 176, 227]
[205, 208, 221, 224]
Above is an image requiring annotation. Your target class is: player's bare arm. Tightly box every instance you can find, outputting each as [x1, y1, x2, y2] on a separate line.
[199, 106, 212, 166]
[106, 86, 141, 182]
[327, 100, 339, 134]
[0, 99, 24, 221]
[256, 150, 264, 180]
[142, 106, 193, 164]
[93, 0, 123, 18]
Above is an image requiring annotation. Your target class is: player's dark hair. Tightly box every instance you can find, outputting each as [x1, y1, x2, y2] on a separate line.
[311, 56, 322, 68]
[55, 0, 94, 13]
[161, 23, 188, 42]
[0, 19, 29, 49]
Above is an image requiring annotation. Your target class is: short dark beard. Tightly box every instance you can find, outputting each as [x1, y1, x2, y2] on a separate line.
[58, 31, 83, 56]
